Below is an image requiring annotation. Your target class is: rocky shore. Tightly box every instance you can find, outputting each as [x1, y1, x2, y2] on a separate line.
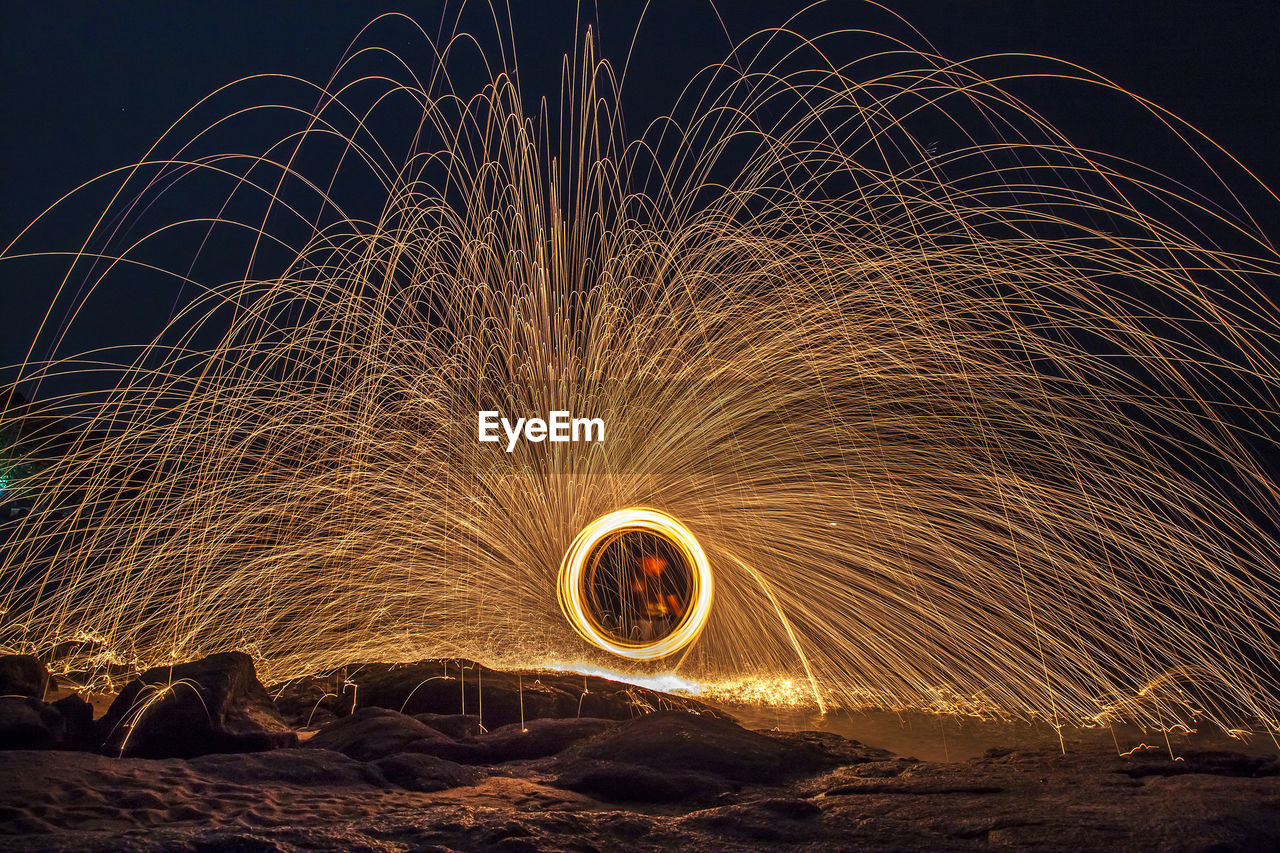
[1, 652, 1277, 852]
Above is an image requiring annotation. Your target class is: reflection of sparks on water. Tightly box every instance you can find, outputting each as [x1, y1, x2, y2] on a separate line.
[541, 663, 707, 698]
[696, 677, 820, 710]
[2, 9, 1280, 741]
[539, 662, 818, 710]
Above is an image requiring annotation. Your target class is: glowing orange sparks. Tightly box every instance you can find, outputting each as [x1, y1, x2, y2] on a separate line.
[557, 508, 713, 661]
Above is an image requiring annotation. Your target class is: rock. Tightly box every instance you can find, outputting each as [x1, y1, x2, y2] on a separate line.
[302, 707, 451, 761]
[555, 758, 727, 803]
[269, 674, 355, 728]
[337, 660, 723, 729]
[1120, 749, 1280, 778]
[50, 694, 95, 750]
[188, 748, 387, 787]
[303, 706, 615, 767]
[406, 736, 495, 764]
[759, 729, 896, 765]
[550, 711, 847, 803]
[96, 652, 297, 758]
[413, 712, 484, 739]
[476, 717, 615, 762]
[0, 696, 65, 749]
[372, 752, 480, 792]
[0, 723, 1278, 851]
[0, 689, 98, 751]
[0, 655, 50, 700]
[561, 710, 839, 786]
[794, 758, 911, 797]
[678, 797, 823, 843]
[755, 796, 823, 818]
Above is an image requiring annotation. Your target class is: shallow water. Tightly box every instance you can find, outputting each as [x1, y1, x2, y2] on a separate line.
[715, 703, 1280, 763]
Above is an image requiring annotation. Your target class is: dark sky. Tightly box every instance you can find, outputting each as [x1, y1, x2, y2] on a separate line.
[3, 0, 1280, 377]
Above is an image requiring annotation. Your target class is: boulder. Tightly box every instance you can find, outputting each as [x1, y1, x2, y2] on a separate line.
[555, 758, 727, 803]
[372, 752, 480, 792]
[0, 654, 50, 700]
[476, 717, 615, 762]
[412, 712, 484, 739]
[0, 689, 98, 751]
[551, 710, 848, 803]
[189, 748, 387, 788]
[302, 705, 617, 767]
[96, 651, 297, 758]
[302, 707, 452, 761]
[337, 660, 723, 729]
[561, 710, 839, 786]
[270, 674, 355, 728]
[344, 661, 578, 726]
[677, 797, 823, 843]
[759, 729, 896, 765]
[50, 694, 95, 750]
[0, 696, 65, 749]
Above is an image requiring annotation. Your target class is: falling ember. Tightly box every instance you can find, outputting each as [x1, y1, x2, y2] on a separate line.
[0, 10, 1278, 739]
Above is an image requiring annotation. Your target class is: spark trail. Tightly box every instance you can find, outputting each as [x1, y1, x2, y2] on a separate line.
[2, 8, 1279, 739]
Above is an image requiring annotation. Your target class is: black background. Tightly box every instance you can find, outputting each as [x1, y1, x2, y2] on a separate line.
[3, 0, 1279, 372]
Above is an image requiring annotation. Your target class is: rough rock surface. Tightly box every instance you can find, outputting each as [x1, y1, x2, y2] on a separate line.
[0, 696, 66, 750]
[0, 654, 51, 700]
[49, 694, 96, 750]
[555, 757, 729, 803]
[480, 717, 615, 762]
[1, 730, 1277, 851]
[0, 684, 96, 752]
[269, 673, 354, 728]
[371, 752, 481, 792]
[2, 659, 1278, 850]
[96, 651, 298, 758]
[279, 659, 722, 728]
[412, 711, 484, 739]
[562, 710, 848, 783]
[550, 710, 860, 803]
[303, 705, 617, 766]
[302, 706, 453, 761]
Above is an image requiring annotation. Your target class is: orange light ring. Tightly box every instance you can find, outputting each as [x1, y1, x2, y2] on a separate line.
[557, 508, 713, 660]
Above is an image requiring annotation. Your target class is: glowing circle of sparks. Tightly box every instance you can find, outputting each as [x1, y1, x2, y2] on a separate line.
[557, 508, 714, 661]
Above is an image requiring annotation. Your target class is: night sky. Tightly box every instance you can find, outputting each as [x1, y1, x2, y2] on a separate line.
[3, 0, 1280, 376]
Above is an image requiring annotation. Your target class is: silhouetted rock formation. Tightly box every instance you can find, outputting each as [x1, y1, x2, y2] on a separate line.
[370, 752, 480, 792]
[0, 697, 67, 750]
[0, 655, 97, 750]
[302, 705, 617, 767]
[412, 711, 483, 739]
[274, 659, 722, 730]
[479, 717, 615, 761]
[549, 710, 862, 803]
[96, 651, 297, 758]
[1119, 749, 1279, 778]
[563, 710, 842, 784]
[49, 694, 95, 750]
[0, 653, 1277, 851]
[0, 654, 50, 699]
[302, 706, 453, 761]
